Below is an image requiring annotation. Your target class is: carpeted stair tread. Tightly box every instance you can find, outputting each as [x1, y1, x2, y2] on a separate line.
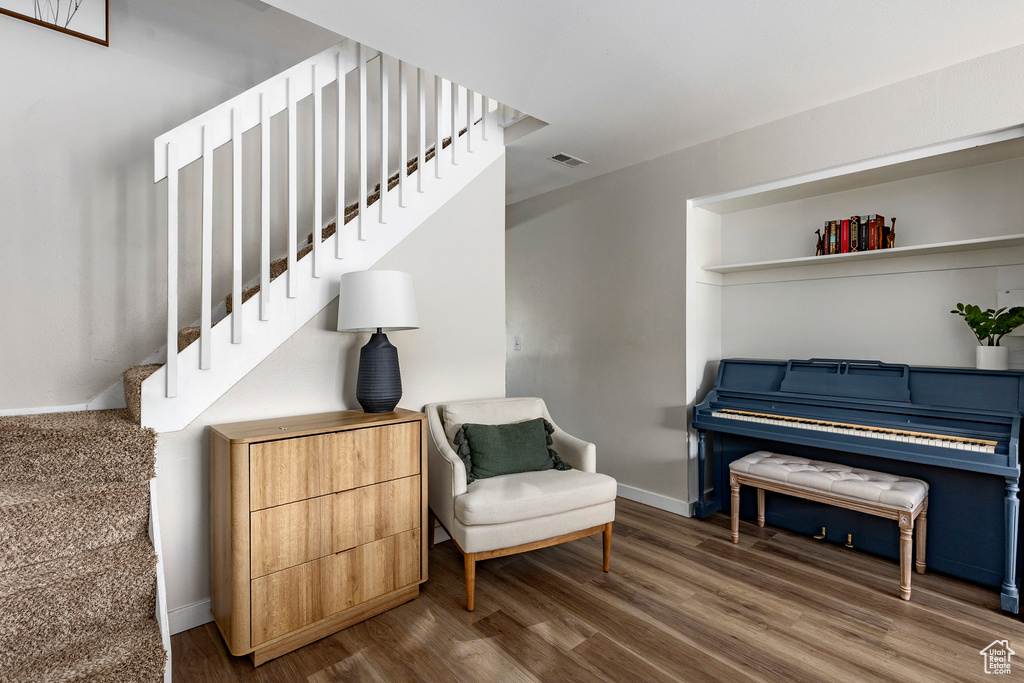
[177, 325, 201, 353]
[0, 481, 149, 572]
[0, 536, 156, 671]
[123, 364, 162, 425]
[2, 617, 165, 683]
[0, 410, 155, 485]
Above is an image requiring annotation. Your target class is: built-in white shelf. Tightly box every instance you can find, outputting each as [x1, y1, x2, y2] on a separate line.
[705, 233, 1024, 274]
[691, 125, 1024, 215]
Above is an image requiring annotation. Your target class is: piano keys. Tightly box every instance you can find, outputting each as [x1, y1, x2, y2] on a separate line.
[692, 358, 1023, 613]
[712, 409, 999, 453]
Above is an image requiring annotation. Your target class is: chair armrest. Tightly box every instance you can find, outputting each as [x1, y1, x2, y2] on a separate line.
[550, 427, 596, 473]
[425, 404, 467, 532]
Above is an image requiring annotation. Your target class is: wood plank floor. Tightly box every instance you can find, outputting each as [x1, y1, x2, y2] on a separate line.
[172, 498, 1024, 682]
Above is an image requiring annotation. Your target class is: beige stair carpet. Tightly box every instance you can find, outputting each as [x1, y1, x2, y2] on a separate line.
[0, 410, 164, 682]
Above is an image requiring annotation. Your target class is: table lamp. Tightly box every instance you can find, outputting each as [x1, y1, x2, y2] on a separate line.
[337, 270, 419, 413]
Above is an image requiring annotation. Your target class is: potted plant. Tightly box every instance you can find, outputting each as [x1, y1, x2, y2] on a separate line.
[950, 303, 1024, 370]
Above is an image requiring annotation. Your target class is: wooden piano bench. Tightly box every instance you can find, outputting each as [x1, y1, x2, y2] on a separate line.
[729, 451, 929, 601]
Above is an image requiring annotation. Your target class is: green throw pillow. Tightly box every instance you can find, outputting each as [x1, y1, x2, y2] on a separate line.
[453, 417, 572, 483]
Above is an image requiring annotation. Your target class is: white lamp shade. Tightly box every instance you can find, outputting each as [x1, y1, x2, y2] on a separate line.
[337, 270, 419, 332]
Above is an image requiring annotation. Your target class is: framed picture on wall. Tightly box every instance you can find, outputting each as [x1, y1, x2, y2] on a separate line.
[0, 0, 108, 46]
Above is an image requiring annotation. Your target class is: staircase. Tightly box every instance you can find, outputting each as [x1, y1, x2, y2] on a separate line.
[136, 38, 511, 433]
[0, 37, 517, 682]
[0, 408, 166, 682]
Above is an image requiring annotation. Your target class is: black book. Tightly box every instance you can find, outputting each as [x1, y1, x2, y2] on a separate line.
[849, 216, 860, 252]
[858, 215, 869, 251]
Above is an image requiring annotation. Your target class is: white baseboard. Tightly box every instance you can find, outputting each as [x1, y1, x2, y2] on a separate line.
[617, 483, 693, 517]
[0, 379, 129, 416]
[168, 599, 214, 635]
[0, 402, 93, 416]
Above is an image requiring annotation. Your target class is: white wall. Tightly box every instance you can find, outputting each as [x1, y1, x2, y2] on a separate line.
[0, 0, 339, 410]
[505, 158, 692, 513]
[157, 157, 506, 632]
[718, 157, 1024, 368]
[506, 43, 1024, 514]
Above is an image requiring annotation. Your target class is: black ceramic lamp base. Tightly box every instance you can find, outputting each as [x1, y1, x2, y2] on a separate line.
[356, 331, 403, 413]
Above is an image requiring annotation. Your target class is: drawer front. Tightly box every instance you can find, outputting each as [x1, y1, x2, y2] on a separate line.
[250, 528, 421, 646]
[249, 421, 420, 510]
[250, 475, 420, 578]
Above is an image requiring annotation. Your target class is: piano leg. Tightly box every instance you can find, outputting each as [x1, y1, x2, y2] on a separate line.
[1002, 477, 1020, 613]
[695, 430, 708, 517]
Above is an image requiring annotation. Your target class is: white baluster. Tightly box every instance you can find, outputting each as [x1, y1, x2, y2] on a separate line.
[482, 96, 488, 141]
[165, 143, 178, 398]
[399, 60, 408, 208]
[466, 88, 473, 153]
[259, 92, 270, 321]
[379, 56, 388, 224]
[450, 81, 458, 165]
[336, 51, 346, 258]
[358, 43, 368, 240]
[286, 77, 297, 297]
[434, 75, 442, 179]
[417, 68, 425, 193]
[200, 125, 213, 370]
[312, 63, 323, 277]
[231, 107, 242, 343]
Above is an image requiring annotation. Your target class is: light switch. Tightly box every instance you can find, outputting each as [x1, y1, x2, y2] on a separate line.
[513, 336, 522, 351]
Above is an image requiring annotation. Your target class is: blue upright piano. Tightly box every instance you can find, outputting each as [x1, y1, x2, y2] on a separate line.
[691, 358, 1023, 612]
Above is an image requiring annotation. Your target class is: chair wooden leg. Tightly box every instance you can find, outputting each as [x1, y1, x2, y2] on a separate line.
[899, 512, 913, 600]
[730, 473, 740, 543]
[916, 498, 928, 575]
[603, 522, 612, 572]
[756, 488, 765, 528]
[464, 552, 476, 612]
[427, 508, 436, 549]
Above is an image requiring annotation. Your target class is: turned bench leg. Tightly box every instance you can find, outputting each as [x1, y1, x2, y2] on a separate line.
[916, 498, 928, 575]
[756, 488, 765, 528]
[730, 474, 740, 543]
[899, 512, 914, 600]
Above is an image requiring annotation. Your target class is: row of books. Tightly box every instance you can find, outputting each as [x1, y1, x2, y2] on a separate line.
[818, 215, 895, 255]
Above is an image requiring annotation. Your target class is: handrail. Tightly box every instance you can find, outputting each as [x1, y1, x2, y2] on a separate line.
[153, 41, 369, 182]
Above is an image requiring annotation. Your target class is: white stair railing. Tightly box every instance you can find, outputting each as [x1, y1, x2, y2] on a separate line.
[153, 40, 503, 401]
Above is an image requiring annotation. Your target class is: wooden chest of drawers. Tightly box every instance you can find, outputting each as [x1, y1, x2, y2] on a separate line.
[209, 409, 428, 665]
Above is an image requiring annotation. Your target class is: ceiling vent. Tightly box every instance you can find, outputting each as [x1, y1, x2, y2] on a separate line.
[550, 153, 588, 168]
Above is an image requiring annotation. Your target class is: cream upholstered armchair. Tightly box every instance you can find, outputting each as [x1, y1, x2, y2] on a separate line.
[424, 397, 617, 611]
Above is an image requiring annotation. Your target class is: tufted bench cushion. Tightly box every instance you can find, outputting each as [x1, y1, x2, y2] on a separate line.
[730, 451, 928, 510]
[728, 449, 929, 601]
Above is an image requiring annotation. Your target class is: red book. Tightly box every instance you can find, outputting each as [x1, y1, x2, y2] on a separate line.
[840, 220, 850, 254]
[867, 214, 881, 250]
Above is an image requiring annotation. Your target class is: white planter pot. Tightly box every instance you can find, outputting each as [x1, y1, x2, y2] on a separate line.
[976, 345, 1010, 371]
